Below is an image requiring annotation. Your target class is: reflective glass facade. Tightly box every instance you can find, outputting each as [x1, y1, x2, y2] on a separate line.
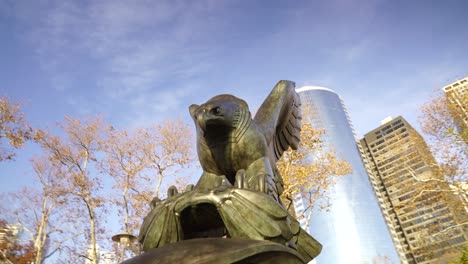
[295, 86, 399, 264]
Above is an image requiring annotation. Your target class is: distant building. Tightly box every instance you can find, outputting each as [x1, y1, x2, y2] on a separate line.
[84, 245, 118, 264]
[443, 77, 468, 134]
[100, 251, 118, 264]
[0, 222, 22, 263]
[359, 116, 468, 263]
[0, 223, 21, 245]
[295, 86, 399, 264]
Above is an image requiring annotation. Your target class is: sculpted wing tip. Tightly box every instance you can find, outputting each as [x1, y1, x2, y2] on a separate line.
[254, 80, 302, 161]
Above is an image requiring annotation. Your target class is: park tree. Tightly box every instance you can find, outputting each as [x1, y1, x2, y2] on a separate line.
[99, 119, 195, 262]
[0, 97, 40, 161]
[100, 127, 149, 233]
[0, 113, 196, 263]
[447, 244, 468, 264]
[99, 127, 150, 262]
[0, 157, 76, 264]
[38, 116, 111, 264]
[418, 91, 467, 226]
[142, 119, 195, 200]
[418, 91, 467, 192]
[412, 91, 468, 258]
[278, 122, 352, 228]
[28, 157, 83, 264]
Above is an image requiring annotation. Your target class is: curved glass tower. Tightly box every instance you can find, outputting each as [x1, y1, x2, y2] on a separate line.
[295, 86, 399, 264]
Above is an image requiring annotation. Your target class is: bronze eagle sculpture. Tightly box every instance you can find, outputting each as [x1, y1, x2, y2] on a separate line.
[189, 80, 302, 202]
[136, 81, 322, 263]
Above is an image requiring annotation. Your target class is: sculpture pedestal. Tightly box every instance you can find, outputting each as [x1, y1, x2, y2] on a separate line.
[122, 238, 307, 264]
[138, 186, 321, 261]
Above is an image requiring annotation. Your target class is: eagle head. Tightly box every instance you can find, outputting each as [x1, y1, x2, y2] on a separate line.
[189, 94, 249, 134]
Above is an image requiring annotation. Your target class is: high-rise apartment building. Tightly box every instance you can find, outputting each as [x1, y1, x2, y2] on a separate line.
[0, 222, 22, 261]
[359, 116, 468, 264]
[84, 245, 119, 264]
[443, 77, 468, 139]
[295, 86, 399, 264]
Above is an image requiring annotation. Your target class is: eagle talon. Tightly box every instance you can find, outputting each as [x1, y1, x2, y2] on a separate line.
[235, 169, 247, 189]
[215, 175, 232, 188]
[185, 184, 194, 192]
[257, 174, 267, 193]
[167, 186, 178, 198]
[149, 197, 161, 209]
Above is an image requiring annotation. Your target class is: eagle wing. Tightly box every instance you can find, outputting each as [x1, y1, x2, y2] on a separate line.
[253, 80, 302, 161]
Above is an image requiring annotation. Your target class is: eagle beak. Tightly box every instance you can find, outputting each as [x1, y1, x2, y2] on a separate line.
[197, 110, 207, 131]
[198, 117, 207, 131]
[190, 104, 208, 131]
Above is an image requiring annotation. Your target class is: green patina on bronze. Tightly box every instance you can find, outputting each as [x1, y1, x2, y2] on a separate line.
[188, 80, 302, 200]
[122, 238, 307, 264]
[133, 80, 322, 264]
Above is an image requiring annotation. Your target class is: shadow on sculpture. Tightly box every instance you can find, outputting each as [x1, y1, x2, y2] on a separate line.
[123, 80, 322, 264]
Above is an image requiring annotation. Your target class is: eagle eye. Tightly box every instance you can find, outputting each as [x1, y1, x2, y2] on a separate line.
[212, 107, 222, 115]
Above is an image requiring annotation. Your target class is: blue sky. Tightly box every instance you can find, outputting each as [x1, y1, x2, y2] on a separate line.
[1, 0, 468, 192]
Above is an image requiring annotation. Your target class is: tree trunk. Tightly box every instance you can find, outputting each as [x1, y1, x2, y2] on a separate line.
[154, 172, 163, 197]
[83, 196, 98, 264]
[34, 196, 48, 264]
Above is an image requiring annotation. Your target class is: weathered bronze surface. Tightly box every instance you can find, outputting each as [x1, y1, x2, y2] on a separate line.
[122, 238, 306, 264]
[188, 80, 302, 202]
[138, 184, 321, 258]
[132, 80, 322, 263]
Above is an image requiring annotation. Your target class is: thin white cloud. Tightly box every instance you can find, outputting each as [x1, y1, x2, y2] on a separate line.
[341, 62, 467, 138]
[11, 0, 226, 121]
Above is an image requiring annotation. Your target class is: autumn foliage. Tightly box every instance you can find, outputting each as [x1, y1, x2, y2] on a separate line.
[0, 102, 196, 263]
[0, 220, 36, 264]
[278, 123, 352, 225]
[0, 96, 352, 262]
[0, 97, 41, 161]
[1, 88, 465, 263]
[419, 92, 467, 185]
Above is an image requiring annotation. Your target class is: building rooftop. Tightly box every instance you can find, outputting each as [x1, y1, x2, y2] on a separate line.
[443, 76, 468, 92]
[296, 85, 337, 95]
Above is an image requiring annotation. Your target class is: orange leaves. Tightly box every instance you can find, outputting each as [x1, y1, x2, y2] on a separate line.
[1, 108, 196, 261]
[36, 116, 111, 264]
[418, 91, 467, 184]
[0, 221, 37, 264]
[98, 117, 195, 244]
[0, 97, 37, 161]
[278, 121, 351, 221]
[142, 119, 195, 196]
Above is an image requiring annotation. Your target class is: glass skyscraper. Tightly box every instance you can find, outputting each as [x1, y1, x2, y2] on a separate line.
[295, 86, 399, 264]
